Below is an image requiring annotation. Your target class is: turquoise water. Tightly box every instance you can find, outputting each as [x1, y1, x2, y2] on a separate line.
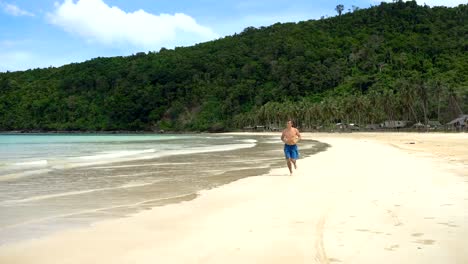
[0, 133, 327, 245]
[0, 134, 247, 179]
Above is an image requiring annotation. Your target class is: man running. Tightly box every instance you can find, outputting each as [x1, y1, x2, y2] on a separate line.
[281, 120, 301, 175]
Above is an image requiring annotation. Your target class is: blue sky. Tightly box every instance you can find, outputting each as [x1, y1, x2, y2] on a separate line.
[0, 0, 465, 72]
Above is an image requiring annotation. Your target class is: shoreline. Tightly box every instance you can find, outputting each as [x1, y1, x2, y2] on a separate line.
[0, 132, 467, 263]
[1, 129, 466, 134]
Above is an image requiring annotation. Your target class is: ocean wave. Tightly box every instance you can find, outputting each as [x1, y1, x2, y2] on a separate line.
[202, 136, 234, 139]
[13, 160, 48, 167]
[0, 169, 52, 182]
[171, 143, 255, 155]
[0, 143, 256, 181]
[58, 142, 256, 169]
[74, 149, 156, 161]
[71, 143, 256, 168]
[265, 140, 283, 144]
[0, 160, 50, 182]
[239, 139, 257, 143]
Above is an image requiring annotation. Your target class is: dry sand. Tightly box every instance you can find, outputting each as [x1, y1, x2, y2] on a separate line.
[0, 132, 467, 264]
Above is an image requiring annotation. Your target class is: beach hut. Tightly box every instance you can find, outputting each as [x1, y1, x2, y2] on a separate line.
[267, 124, 280, 131]
[335, 123, 345, 130]
[242, 125, 267, 131]
[412, 122, 427, 131]
[348, 123, 360, 130]
[381, 120, 407, 129]
[427, 120, 442, 128]
[425, 120, 442, 130]
[447, 115, 468, 130]
[242, 126, 255, 131]
[255, 125, 266, 131]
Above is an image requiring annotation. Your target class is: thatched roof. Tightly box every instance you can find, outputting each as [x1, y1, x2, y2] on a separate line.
[447, 115, 468, 125]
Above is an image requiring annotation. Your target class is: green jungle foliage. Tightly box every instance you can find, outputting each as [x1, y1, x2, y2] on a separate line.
[0, 1, 467, 131]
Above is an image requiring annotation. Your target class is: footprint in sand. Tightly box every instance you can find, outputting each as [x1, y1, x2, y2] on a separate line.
[384, 244, 400, 251]
[414, 239, 435, 245]
[355, 229, 370, 232]
[437, 222, 458, 228]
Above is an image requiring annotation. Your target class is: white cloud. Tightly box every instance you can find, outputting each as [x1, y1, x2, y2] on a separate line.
[47, 0, 218, 49]
[371, 0, 466, 7]
[2, 3, 35, 16]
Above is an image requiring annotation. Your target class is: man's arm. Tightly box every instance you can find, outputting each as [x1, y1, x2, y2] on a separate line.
[281, 130, 286, 142]
[295, 128, 301, 140]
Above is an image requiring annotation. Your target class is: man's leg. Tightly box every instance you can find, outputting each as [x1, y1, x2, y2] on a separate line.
[286, 159, 292, 174]
[291, 145, 298, 169]
[291, 158, 297, 169]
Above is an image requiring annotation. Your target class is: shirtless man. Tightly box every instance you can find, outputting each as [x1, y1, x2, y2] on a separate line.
[281, 120, 301, 175]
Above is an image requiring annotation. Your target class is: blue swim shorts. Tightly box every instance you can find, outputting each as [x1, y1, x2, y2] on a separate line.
[284, 144, 299, 160]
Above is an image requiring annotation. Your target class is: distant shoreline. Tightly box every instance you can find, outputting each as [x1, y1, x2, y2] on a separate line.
[1, 129, 466, 135]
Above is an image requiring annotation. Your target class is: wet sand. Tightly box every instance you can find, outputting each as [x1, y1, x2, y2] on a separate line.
[0, 132, 466, 264]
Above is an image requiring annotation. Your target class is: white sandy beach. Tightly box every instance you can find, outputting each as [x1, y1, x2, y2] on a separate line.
[0, 132, 467, 264]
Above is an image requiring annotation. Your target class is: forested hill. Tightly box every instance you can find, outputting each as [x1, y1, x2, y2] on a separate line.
[0, 1, 467, 132]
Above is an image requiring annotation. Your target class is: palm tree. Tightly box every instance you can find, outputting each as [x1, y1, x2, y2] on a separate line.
[335, 4, 345, 16]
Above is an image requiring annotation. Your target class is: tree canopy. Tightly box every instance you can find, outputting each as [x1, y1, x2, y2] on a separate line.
[0, 1, 467, 131]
